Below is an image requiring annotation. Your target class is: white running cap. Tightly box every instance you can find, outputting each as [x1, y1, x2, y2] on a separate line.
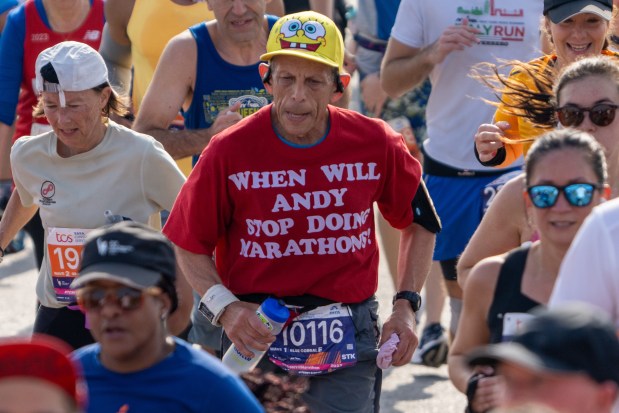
[35, 41, 108, 107]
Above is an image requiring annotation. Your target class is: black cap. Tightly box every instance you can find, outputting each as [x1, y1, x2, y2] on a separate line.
[543, 0, 612, 23]
[71, 221, 175, 290]
[467, 304, 619, 385]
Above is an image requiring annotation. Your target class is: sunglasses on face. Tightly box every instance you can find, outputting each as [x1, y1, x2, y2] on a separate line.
[527, 183, 601, 209]
[77, 286, 161, 312]
[556, 103, 618, 127]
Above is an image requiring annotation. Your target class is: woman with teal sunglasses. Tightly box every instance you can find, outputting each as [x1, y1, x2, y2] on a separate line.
[449, 129, 610, 413]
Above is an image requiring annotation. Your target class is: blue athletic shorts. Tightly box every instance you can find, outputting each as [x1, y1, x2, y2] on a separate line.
[425, 173, 510, 261]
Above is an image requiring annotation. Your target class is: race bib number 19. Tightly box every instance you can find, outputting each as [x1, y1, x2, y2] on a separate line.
[47, 228, 92, 303]
[268, 304, 357, 376]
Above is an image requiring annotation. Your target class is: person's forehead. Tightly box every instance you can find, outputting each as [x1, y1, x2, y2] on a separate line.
[42, 89, 94, 103]
[271, 55, 333, 74]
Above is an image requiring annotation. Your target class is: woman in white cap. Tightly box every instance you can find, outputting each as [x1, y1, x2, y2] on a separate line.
[0, 0, 105, 269]
[0, 41, 190, 349]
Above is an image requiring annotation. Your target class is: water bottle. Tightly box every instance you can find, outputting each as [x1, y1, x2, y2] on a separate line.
[222, 297, 289, 374]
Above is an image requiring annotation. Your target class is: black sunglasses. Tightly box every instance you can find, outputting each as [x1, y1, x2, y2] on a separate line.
[77, 286, 161, 312]
[527, 183, 601, 209]
[556, 104, 618, 127]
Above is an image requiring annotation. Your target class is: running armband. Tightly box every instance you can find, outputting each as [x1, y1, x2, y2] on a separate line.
[412, 180, 441, 234]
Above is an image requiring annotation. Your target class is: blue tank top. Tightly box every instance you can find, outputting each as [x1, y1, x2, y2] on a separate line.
[184, 16, 277, 132]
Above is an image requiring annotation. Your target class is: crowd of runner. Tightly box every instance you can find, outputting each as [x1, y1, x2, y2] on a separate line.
[1, 1, 619, 412]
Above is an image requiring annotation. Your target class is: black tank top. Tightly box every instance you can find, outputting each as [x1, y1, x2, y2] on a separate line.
[487, 244, 541, 344]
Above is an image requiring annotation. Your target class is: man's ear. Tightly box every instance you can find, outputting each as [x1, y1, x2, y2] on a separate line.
[339, 73, 351, 89]
[330, 73, 352, 104]
[158, 292, 172, 319]
[259, 63, 273, 93]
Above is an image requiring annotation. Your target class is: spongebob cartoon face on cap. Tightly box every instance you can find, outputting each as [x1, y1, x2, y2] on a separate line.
[278, 18, 327, 52]
[260, 11, 344, 71]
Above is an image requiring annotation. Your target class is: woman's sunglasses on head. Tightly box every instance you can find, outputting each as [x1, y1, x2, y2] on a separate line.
[527, 183, 601, 209]
[556, 103, 618, 128]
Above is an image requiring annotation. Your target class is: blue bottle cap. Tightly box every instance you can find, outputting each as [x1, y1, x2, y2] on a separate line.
[261, 297, 290, 323]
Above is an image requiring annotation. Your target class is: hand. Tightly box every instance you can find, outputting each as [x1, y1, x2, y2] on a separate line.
[360, 73, 388, 117]
[219, 301, 276, 358]
[379, 300, 418, 366]
[209, 101, 243, 137]
[343, 50, 357, 75]
[427, 17, 480, 65]
[470, 368, 505, 413]
[475, 121, 510, 162]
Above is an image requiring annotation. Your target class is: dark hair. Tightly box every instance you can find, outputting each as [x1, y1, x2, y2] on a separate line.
[262, 60, 345, 93]
[156, 276, 178, 314]
[554, 55, 619, 106]
[472, 58, 556, 128]
[525, 129, 607, 186]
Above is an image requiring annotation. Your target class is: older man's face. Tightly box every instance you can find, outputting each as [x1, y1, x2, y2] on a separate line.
[208, 0, 267, 43]
[266, 56, 340, 145]
[499, 362, 617, 413]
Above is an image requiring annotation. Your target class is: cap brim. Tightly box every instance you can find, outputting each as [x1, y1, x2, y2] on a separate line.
[547, 2, 612, 23]
[466, 342, 581, 375]
[260, 49, 340, 69]
[71, 262, 162, 290]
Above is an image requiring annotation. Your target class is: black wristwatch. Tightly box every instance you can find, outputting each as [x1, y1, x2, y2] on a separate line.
[0, 246, 4, 264]
[393, 291, 422, 312]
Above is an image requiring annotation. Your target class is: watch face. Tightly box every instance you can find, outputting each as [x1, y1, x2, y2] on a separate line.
[198, 302, 215, 323]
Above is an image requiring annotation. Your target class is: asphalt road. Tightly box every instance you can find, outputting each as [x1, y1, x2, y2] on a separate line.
[0, 236, 466, 412]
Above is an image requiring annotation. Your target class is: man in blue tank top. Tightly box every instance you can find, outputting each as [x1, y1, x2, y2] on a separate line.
[133, 0, 277, 162]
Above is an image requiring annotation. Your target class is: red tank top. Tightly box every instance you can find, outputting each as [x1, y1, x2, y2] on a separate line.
[13, 0, 104, 142]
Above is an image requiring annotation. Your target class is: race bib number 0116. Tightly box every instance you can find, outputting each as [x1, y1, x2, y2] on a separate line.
[47, 228, 92, 303]
[268, 304, 357, 376]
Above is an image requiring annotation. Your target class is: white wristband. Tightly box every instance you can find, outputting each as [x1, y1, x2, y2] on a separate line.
[199, 284, 239, 327]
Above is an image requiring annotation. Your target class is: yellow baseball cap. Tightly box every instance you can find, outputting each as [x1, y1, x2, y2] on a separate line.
[260, 11, 344, 72]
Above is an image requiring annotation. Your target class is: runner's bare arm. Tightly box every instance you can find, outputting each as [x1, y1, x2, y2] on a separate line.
[381, 23, 480, 98]
[265, 0, 285, 16]
[134, 32, 242, 159]
[0, 190, 37, 252]
[457, 175, 531, 288]
[0, 123, 13, 180]
[99, 0, 134, 94]
[448, 257, 503, 412]
[380, 222, 435, 366]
